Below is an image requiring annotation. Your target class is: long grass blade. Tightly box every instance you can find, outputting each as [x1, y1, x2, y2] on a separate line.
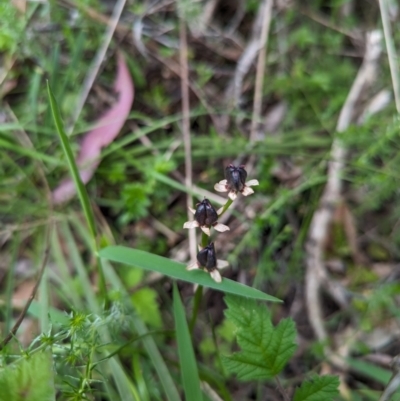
[47, 81, 107, 301]
[100, 246, 281, 302]
[46, 81, 96, 240]
[173, 283, 203, 401]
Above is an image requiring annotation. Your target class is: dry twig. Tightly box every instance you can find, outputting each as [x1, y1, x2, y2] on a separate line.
[379, 356, 400, 401]
[250, 0, 273, 142]
[305, 30, 382, 360]
[69, 0, 127, 132]
[178, 9, 196, 261]
[221, 0, 271, 132]
[378, 0, 400, 113]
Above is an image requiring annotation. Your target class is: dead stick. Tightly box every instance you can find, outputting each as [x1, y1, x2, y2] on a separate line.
[305, 30, 382, 354]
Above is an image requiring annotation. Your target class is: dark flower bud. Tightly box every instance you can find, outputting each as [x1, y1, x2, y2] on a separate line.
[194, 199, 218, 226]
[197, 242, 217, 272]
[225, 164, 247, 192]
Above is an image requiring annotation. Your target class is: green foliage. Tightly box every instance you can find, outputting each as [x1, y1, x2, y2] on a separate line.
[173, 284, 203, 401]
[349, 120, 400, 212]
[0, 4, 24, 53]
[99, 246, 281, 302]
[0, 352, 55, 401]
[47, 82, 97, 242]
[122, 183, 152, 220]
[222, 295, 297, 380]
[2, 1, 398, 400]
[131, 288, 162, 328]
[293, 375, 340, 401]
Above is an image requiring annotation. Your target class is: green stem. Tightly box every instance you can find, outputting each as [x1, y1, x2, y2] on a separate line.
[189, 197, 233, 333]
[218, 198, 233, 218]
[189, 285, 203, 335]
[200, 231, 209, 248]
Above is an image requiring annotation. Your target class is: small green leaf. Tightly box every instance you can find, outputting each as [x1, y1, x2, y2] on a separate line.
[173, 284, 203, 401]
[99, 246, 281, 302]
[293, 375, 340, 401]
[0, 351, 55, 401]
[131, 288, 162, 328]
[222, 295, 296, 380]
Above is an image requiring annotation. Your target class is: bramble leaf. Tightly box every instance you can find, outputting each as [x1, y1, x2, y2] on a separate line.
[131, 288, 162, 328]
[293, 375, 340, 401]
[0, 351, 55, 401]
[222, 295, 297, 380]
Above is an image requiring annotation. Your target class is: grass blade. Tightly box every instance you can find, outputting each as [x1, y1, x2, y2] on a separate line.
[47, 81, 107, 300]
[99, 246, 281, 302]
[173, 283, 203, 401]
[46, 81, 96, 240]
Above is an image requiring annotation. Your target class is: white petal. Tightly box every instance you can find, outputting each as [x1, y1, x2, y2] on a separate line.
[213, 223, 230, 232]
[214, 183, 228, 192]
[200, 226, 211, 236]
[217, 259, 229, 269]
[218, 179, 227, 185]
[210, 269, 222, 283]
[188, 206, 196, 214]
[228, 191, 237, 200]
[246, 179, 259, 187]
[241, 186, 254, 196]
[186, 262, 199, 271]
[183, 220, 200, 229]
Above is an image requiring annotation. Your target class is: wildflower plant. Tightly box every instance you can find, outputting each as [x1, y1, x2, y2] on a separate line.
[215, 164, 259, 200]
[47, 83, 338, 401]
[184, 164, 259, 282]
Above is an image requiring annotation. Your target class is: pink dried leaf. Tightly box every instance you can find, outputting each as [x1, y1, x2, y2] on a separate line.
[52, 52, 134, 204]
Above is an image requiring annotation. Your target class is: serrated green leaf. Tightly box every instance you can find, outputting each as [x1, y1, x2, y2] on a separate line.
[131, 288, 162, 328]
[99, 246, 281, 302]
[0, 351, 55, 401]
[222, 295, 297, 380]
[293, 375, 340, 401]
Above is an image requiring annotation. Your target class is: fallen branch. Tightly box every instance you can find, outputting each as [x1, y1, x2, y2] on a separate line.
[305, 30, 382, 355]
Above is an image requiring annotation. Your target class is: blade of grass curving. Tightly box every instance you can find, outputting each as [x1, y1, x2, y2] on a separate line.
[99, 246, 281, 302]
[47, 82, 96, 240]
[346, 358, 391, 385]
[4, 235, 19, 334]
[0, 138, 61, 165]
[173, 284, 203, 401]
[47, 81, 107, 301]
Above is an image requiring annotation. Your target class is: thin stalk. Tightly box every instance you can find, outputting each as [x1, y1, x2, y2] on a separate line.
[189, 285, 203, 335]
[218, 198, 234, 218]
[379, 0, 400, 113]
[250, 0, 273, 142]
[189, 199, 233, 333]
[179, 11, 196, 262]
[47, 82, 108, 306]
[275, 376, 290, 401]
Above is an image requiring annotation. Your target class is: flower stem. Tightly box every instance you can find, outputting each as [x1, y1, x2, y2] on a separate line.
[190, 232, 208, 334]
[200, 231, 208, 248]
[190, 198, 233, 333]
[218, 198, 233, 218]
[189, 285, 203, 335]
